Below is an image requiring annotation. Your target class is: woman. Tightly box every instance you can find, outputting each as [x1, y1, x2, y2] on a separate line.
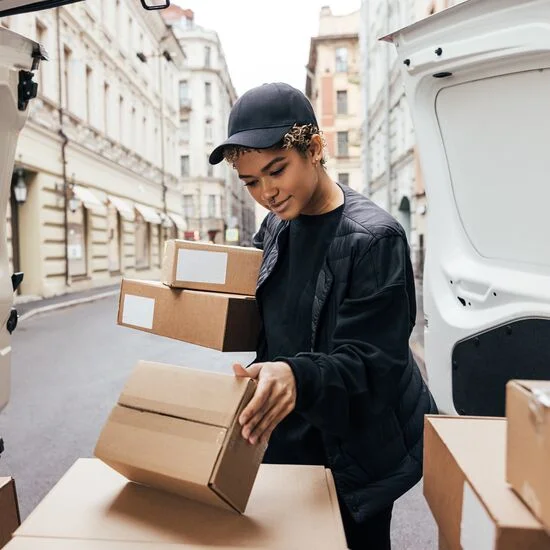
[209, 82, 437, 550]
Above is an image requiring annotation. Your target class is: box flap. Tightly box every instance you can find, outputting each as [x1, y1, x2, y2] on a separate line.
[427, 416, 542, 528]
[119, 361, 254, 428]
[16, 459, 347, 549]
[209, 382, 265, 512]
[95, 405, 228, 495]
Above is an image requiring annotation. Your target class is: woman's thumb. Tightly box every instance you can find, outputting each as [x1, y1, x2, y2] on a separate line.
[232, 363, 262, 379]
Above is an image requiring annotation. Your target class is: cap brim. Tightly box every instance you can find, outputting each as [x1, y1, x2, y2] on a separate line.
[208, 124, 294, 165]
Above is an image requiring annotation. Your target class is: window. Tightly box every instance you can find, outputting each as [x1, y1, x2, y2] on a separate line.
[338, 173, 350, 186]
[204, 46, 211, 68]
[205, 82, 212, 106]
[142, 116, 147, 156]
[127, 16, 133, 50]
[183, 194, 194, 218]
[179, 80, 189, 107]
[85, 65, 93, 123]
[118, 95, 124, 143]
[205, 119, 213, 142]
[103, 82, 110, 135]
[135, 213, 150, 269]
[180, 155, 190, 177]
[63, 45, 72, 109]
[207, 155, 213, 177]
[337, 131, 349, 156]
[207, 195, 216, 218]
[180, 119, 189, 141]
[336, 90, 348, 115]
[107, 205, 121, 272]
[335, 47, 348, 72]
[131, 107, 136, 151]
[67, 205, 88, 278]
[35, 20, 47, 88]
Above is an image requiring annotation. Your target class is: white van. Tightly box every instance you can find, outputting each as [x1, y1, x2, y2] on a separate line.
[0, 0, 170, 415]
[384, 0, 550, 415]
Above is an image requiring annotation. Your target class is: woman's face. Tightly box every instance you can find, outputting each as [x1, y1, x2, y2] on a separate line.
[234, 144, 322, 220]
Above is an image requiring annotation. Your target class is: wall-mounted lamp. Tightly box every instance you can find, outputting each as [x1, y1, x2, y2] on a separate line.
[68, 194, 80, 213]
[13, 168, 28, 204]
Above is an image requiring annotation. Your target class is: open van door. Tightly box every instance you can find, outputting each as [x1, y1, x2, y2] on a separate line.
[384, 0, 550, 416]
[0, 25, 45, 413]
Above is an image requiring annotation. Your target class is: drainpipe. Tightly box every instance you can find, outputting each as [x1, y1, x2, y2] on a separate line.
[158, 52, 167, 217]
[56, 8, 70, 288]
[360, 0, 370, 198]
[384, 0, 392, 214]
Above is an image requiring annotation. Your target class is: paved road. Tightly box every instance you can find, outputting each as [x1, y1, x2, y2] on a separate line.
[0, 295, 436, 549]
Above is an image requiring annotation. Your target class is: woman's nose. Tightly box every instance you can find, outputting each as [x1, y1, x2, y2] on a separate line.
[260, 178, 278, 201]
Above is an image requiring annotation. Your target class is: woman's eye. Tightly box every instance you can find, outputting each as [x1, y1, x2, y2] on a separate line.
[243, 180, 257, 187]
[270, 167, 285, 177]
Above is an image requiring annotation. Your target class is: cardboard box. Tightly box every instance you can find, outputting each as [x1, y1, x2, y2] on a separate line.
[162, 240, 262, 296]
[14, 458, 348, 549]
[0, 477, 20, 549]
[95, 360, 265, 513]
[117, 279, 260, 352]
[423, 415, 550, 550]
[506, 380, 550, 531]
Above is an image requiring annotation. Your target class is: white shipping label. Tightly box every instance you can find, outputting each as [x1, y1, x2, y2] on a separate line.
[122, 294, 155, 329]
[461, 481, 496, 550]
[176, 248, 228, 284]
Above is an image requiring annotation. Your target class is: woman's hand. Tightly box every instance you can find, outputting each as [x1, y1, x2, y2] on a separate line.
[233, 362, 296, 445]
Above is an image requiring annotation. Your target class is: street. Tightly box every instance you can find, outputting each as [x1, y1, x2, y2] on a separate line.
[0, 295, 436, 549]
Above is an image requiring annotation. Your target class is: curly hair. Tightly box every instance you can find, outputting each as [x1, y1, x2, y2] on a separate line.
[223, 123, 327, 166]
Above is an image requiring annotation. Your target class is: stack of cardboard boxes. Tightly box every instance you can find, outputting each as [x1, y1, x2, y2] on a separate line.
[423, 380, 550, 549]
[3, 240, 349, 549]
[118, 240, 263, 351]
[97, 240, 267, 511]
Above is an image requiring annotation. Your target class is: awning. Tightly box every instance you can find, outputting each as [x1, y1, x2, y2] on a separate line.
[160, 213, 174, 229]
[135, 203, 162, 225]
[72, 185, 106, 213]
[107, 195, 135, 221]
[168, 213, 187, 231]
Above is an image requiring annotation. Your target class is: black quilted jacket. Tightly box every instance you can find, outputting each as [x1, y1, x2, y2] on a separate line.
[253, 184, 438, 522]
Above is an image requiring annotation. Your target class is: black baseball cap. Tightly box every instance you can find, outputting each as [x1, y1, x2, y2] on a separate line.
[209, 82, 318, 165]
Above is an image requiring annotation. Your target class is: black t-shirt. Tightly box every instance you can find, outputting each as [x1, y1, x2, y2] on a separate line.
[260, 204, 343, 465]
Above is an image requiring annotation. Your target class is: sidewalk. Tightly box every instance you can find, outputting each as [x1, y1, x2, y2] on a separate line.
[15, 284, 119, 321]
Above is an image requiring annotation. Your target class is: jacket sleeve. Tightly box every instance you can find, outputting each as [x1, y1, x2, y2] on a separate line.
[279, 233, 414, 437]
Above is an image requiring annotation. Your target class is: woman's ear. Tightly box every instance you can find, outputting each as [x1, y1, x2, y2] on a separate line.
[308, 134, 323, 164]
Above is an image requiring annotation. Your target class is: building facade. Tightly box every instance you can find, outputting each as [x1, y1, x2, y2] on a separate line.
[163, 6, 256, 246]
[360, 0, 418, 273]
[2, 0, 186, 299]
[360, 0, 466, 279]
[306, 7, 362, 194]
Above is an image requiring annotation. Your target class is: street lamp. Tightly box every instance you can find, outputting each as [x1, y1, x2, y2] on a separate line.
[13, 168, 28, 204]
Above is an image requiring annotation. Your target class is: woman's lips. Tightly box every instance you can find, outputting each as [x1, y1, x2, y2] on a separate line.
[270, 197, 290, 212]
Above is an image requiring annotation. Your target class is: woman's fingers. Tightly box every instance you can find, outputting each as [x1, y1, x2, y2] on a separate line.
[236, 361, 297, 445]
[240, 376, 274, 437]
[248, 400, 294, 445]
